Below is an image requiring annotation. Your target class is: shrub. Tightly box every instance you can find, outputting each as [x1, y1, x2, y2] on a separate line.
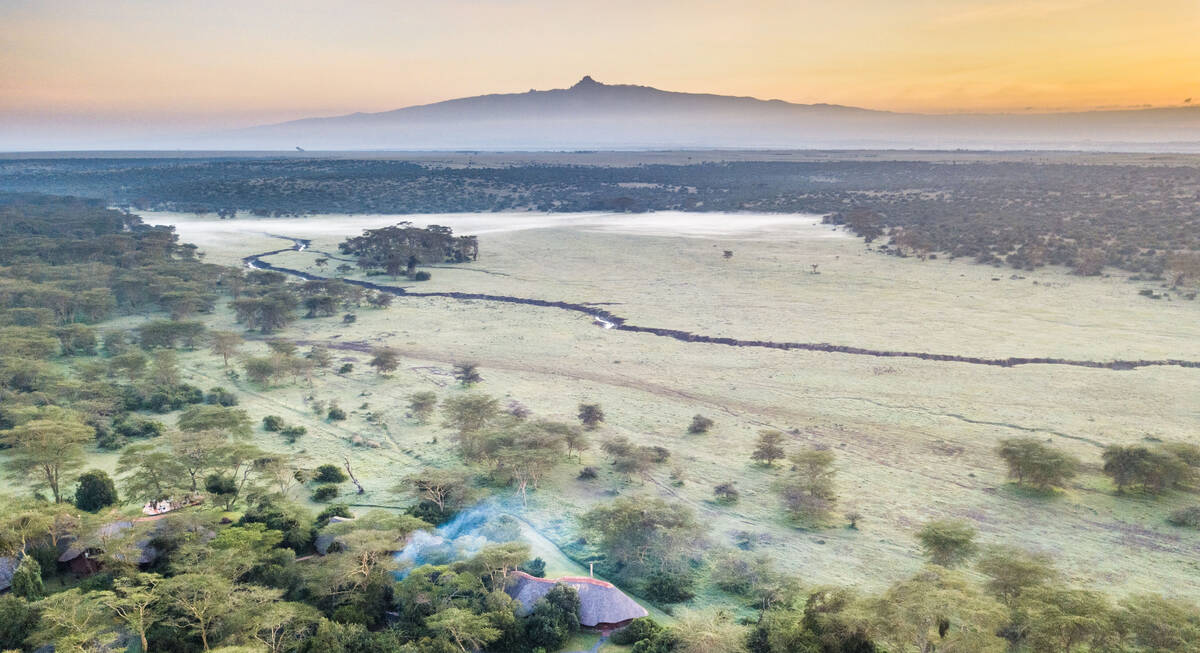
[327, 406, 347, 421]
[338, 363, 354, 374]
[688, 414, 714, 434]
[413, 271, 431, 281]
[315, 464, 348, 483]
[577, 467, 598, 480]
[916, 519, 978, 567]
[281, 425, 307, 443]
[10, 557, 43, 600]
[316, 503, 353, 528]
[520, 557, 547, 578]
[641, 570, 696, 604]
[262, 415, 285, 432]
[74, 470, 119, 512]
[1168, 506, 1200, 528]
[610, 617, 663, 646]
[205, 386, 238, 406]
[0, 595, 39, 650]
[713, 483, 739, 505]
[312, 485, 340, 502]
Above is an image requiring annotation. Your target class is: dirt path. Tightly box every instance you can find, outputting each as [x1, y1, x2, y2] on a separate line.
[246, 236, 1200, 372]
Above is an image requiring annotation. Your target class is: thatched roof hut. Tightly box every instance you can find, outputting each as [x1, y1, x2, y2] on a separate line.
[504, 571, 648, 629]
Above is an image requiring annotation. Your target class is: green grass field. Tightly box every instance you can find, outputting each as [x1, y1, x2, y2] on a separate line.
[59, 211, 1200, 608]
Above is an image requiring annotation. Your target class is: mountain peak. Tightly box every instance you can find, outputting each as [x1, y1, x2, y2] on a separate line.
[571, 75, 601, 89]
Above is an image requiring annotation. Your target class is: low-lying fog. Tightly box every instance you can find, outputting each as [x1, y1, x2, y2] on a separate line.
[141, 210, 851, 242]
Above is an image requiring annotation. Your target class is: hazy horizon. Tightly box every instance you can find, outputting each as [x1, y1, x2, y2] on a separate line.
[2, 0, 1198, 150]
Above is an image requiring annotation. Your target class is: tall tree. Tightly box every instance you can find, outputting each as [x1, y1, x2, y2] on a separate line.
[1, 417, 93, 503]
[751, 430, 786, 466]
[209, 330, 243, 367]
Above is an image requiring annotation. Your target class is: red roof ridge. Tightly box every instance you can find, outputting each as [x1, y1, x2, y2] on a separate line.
[509, 570, 616, 589]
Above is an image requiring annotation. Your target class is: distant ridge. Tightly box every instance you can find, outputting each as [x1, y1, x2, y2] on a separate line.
[221, 76, 1200, 151]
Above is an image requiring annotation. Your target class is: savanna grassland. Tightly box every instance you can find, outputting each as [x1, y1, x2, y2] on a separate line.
[148, 209, 1200, 600]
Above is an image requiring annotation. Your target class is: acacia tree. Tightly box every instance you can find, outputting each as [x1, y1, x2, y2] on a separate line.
[776, 446, 837, 521]
[96, 574, 163, 653]
[369, 346, 400, 375]
[916, 519, 978, 568]
[1, 417, 93, 503]
[408, 391, 438, 424]
[441, 394, 501, 458]
[208, 330, 243, 367]
[975, 545, 1057, 605]
[997, 437, 1078, 490]
[579, 496, 704, 581]
[577, 403, 605, 430]
[395, 467, 474, 515]
[751, 430, 786, 466]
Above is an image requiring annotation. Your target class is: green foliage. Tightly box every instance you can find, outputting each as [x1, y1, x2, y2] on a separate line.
[580, 496, 704, 582]
[263, 415, 284, 431]
[369, 346, 400, 374]
[281, 425, 307, 443]
[642, 569, 697, 603]
[916, 519, 978, 567]
[312, 484, 340, 502]
[316, 504, 353, 528]
[1102, 444, 1193, 494]
[315, 464, 348, 483]
[1168, 505, 1200, 528]
[205, 386, 238, 406]
[519, 557, 547, 578]
[714, 482, 739, 504]
[12, 555, 44, 599]
[177, 404, 252, 437]
[327, 406, 347, 421]
[0, 594, 39, 651]
[73, 469, 119, 512]
[975, 545, 1057, 604]
[611, 617, 664, 645]
[997, 437, 1079, 490]
[524, 584, 581, 650]
[777, 447, 837, 522]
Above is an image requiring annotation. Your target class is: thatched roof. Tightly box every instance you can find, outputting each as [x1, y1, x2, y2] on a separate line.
[0, 556, 16, 592]
[58, 521, 158, 565]
[504, 571, 648, 627]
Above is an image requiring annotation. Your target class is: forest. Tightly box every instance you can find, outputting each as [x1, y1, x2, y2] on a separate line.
[2, 155, 1200, 278]
[2, 193, 1200, 653]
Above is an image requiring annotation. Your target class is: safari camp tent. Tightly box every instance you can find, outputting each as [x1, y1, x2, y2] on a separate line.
[504, 570, 648, 630]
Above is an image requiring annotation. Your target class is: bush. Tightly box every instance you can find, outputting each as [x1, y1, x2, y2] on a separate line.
[713, 483, 739, 505]
[114, 416, 165, 440]
[316, 504, 353, 528]
[1168, 506, 1200, 528]
[688, 414, 714, 434]
[0, 595, 38, 650]
[205, 386, 238, 406]
[327, 406, 347, 421]
[413, 271, 431, 281]
[312, 485, 340, 502]
[262, 415, 285, 432]
[610, 617, 663, 646]
[641, 570, 696, 603]
[281, 425, 307, 443]
[74, 469, 119, 512]
[10, 557, 43, 600]
[315, 464, 348, 483]
[578, 467, 598, 480]
[520, 557, 547, 578]
[338, 363, 354, 374]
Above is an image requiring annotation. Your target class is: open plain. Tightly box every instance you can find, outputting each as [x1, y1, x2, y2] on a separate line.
[129, 210, 1200, 603]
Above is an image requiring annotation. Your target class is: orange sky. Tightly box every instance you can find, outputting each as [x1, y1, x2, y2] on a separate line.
[1, 0, 1197, 129]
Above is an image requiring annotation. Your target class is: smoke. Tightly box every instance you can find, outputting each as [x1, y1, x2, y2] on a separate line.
[393, 503, 524, 579]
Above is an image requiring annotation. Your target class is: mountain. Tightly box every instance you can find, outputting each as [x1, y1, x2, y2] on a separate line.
[219, 76, 1200, 151]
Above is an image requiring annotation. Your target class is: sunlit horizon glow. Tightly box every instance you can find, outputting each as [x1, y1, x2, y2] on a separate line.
[1, 0, 1197, 135]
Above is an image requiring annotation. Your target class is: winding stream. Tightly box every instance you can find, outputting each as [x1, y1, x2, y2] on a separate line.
[245, 236, 1200, 372]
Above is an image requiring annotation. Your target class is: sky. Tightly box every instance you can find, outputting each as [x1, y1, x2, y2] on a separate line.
[1, 0, 1197, 144]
